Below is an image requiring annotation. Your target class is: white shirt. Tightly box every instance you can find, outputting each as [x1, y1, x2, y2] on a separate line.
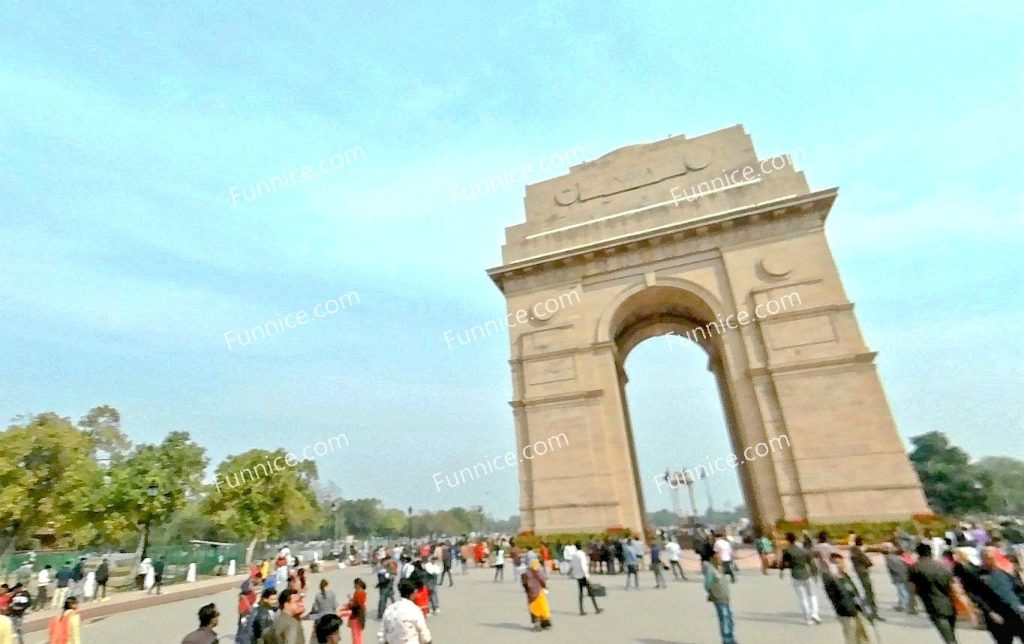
[562, 544, 577, 561]
[401, 562, 414, 579]
[494, 549, 505, 564]
[665, 542, 682, 562]
[570, 549, 589, 580]
[713, 537, 733, 562]
[37, 569, 50, 586]
[378, 597, 432, 644]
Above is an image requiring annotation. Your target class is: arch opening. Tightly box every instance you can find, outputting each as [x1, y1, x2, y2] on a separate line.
[607, 285, 753, 533]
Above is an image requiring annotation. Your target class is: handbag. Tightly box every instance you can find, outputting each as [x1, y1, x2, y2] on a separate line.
[589, 583, 606, 597]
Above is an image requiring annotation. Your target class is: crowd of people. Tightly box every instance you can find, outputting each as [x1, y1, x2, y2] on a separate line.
[4, 521, 1022, 644]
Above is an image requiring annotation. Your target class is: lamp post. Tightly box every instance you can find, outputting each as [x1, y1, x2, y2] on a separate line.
[407, 507, 413, 545]
[330, 501, 340, 552]
[140, 482, 159, 560]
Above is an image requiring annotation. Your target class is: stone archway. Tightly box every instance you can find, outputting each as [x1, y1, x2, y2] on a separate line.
[487, 125, 929, 536]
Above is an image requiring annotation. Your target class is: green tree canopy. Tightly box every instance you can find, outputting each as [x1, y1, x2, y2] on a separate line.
[0, 413, 100, 550]
[909, 431, 992, 515]
[976, 456, 1024, 515]
[100, 431, 208, 556]
[204, 449, 319, 563]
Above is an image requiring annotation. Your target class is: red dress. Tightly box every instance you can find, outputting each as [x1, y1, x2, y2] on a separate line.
[348, 589, 367, 644]
[413, 586, 430, 615]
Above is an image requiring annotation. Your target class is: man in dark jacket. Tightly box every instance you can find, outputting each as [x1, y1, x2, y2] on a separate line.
[7, 583, 31, 644]
[780, 532, 821, 624]
[440, 543, 454, 587]
[95, 557, 110, 601]
[908, 543, 958, 643]
[249, 588, 277, 643]
[822, 553, 870, 644]
[150, 557, 165, 595]
[264, 588, 304, 644]
[850, 536, 882, 619]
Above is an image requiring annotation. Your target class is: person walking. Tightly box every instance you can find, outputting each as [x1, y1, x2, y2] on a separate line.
[703, 552, 736, 644]
[848, 536, 881, 620]
[493, 544, 505, 582]
[377, 579, 432, 644]
[51, 562, 73, 609]
[521, 559, 552, 631]
[979, 547, 1024, 642]
[424, 558, 441, 615]
[344, 578, 367, 644]
[953, 549, 1024, 644]
[313, 614, 342, 644]
[713, 532, 736, 583]
[308, 579, 339, 622]
[909, 543, 959, 643]
[7, 584, 31, 644]
[33, 566, 51, 611]
[47, 597, 81, 644]
[822, 552, 870, 644]
[94, 558, 109, 602]
[70, 559, 85, 603]
[181, 603, 218, 644]
[756, 533, 774, 575]
[150, 557, 165, 595]
[247, 588, 277, 643]
[884, 544, 916, 613]
[780, 531, 822, 625]
[650, 540, 667, 589]
[265, 589, 305, 644]
[375, 558, 395, 619]
[570, 541, 602, 616]
[440, 544, 453, 588]
[665, 537, 687, 581]
[623, 540, 639, 590]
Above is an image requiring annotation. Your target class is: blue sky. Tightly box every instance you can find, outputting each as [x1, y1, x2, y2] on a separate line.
[1, 2, 1021, 518]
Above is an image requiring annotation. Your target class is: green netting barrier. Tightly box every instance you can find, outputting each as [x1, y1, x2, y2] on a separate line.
[2, 543, 247, 587]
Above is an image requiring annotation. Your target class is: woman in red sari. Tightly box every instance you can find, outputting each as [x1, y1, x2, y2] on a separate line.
[344, 578, 368, 644]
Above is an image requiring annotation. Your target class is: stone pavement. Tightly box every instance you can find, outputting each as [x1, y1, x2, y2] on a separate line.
[17, 556, 993, 643]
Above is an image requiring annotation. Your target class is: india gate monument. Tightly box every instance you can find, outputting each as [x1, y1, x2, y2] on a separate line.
[487, 125, 930, 536]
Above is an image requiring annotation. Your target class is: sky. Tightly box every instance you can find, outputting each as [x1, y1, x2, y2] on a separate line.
[1, 2, 1021, 519]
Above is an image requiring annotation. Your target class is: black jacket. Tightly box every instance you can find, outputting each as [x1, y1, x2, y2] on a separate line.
[909, 557, 955, 617]
[823, 571, 862, 617]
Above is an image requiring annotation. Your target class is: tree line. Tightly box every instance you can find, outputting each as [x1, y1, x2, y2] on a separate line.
[0, 407, 518, 562]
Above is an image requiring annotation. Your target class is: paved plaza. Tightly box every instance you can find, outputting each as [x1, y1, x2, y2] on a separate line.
[19, 557, 993, 643]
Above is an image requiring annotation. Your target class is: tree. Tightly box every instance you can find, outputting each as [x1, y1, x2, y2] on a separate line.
[0, 413, 101, 551]
[909, 431, 992, 515]
[102, 431, 208, 558]
[976, 456, 1024, 515]
[204, 449, 319, 564]
[78, 405, 131, 462]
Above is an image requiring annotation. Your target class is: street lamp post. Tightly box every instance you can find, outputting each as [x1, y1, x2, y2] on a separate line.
[140, 482, 159, 560]
[330, 501, 340, 552]
[407, 507, 413, 545]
